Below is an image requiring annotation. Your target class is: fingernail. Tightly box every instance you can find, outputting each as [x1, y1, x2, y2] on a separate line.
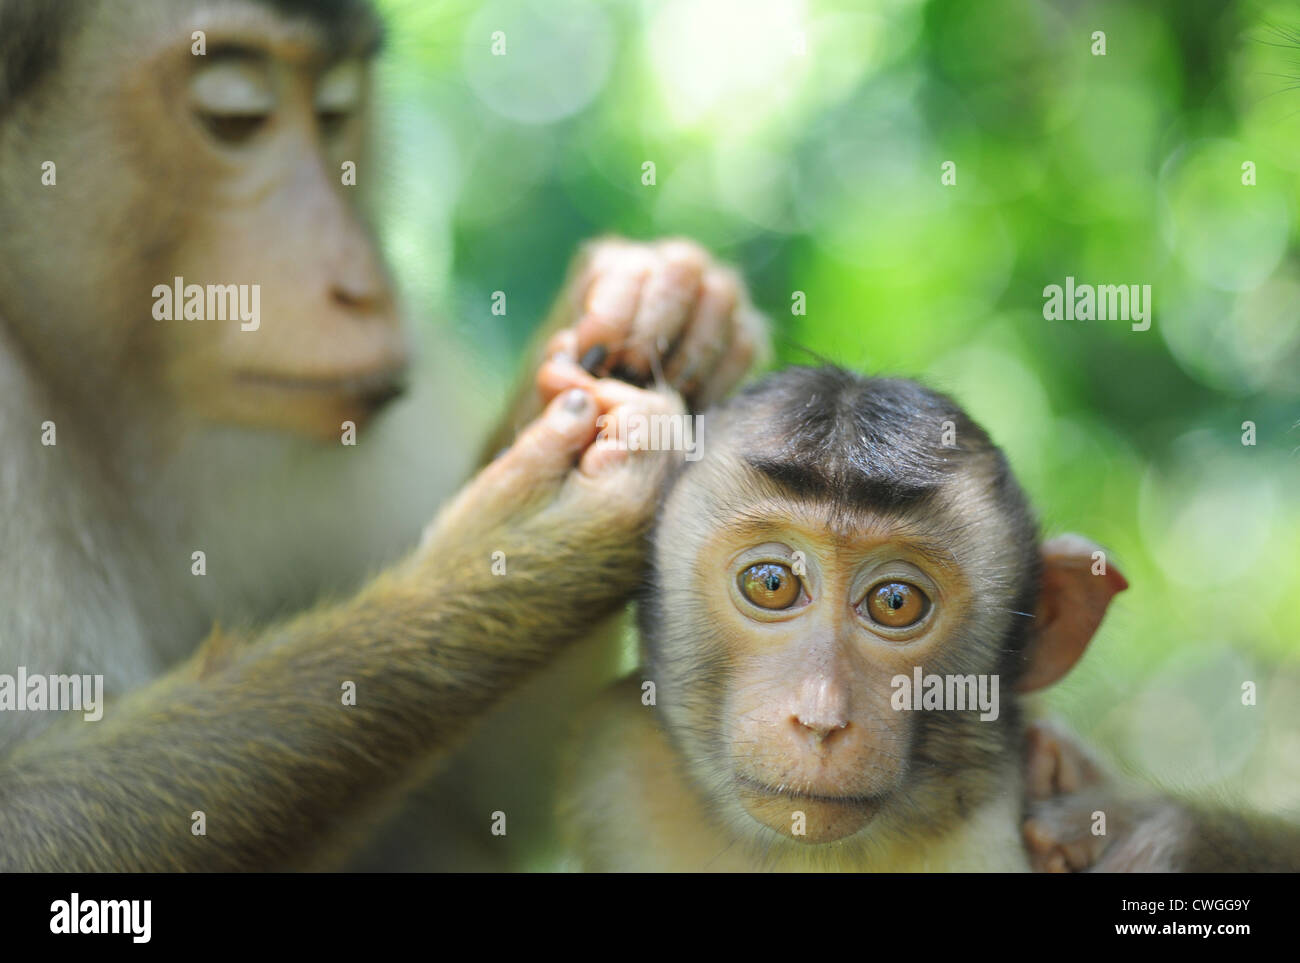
[550, 347, 577, 365]
[580, 344, 608, 374]
[609, 363, 648, 387]
[561, 388, 591, 415]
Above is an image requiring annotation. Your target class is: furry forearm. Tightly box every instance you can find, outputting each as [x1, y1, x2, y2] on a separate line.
[1177, 805, 1300, 872]
[0, 513, 650, 872]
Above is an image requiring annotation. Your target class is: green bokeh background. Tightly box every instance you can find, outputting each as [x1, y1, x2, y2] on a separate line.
[374, 0, 1299, 810]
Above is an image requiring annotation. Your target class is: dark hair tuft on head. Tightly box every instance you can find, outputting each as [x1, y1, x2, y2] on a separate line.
[0, 0, 81, 114]
[714, 365, 1004, 514]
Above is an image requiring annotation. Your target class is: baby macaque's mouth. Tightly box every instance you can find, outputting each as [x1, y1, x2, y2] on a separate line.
[734, 774, 883, 843]
[734, 775, 881, 808]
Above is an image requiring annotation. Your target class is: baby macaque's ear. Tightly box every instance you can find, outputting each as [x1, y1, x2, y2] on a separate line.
[1015, 535, 1128, 693]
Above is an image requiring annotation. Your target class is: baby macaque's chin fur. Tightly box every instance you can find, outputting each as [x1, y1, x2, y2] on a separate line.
[706, 757, 1028, 869]
[713, 777, 1031, 872]
[735, 786, 878, 844]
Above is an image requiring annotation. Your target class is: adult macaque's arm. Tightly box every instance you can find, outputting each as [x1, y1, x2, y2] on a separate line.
[0, 382, 681, 872]
[481, 236, 768, 464]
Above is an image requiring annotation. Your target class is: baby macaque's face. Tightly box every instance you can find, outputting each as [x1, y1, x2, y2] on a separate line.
[638, 368, 1122, 850]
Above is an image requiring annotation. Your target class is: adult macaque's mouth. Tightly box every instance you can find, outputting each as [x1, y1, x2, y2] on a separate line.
[235, 368, 408, 409]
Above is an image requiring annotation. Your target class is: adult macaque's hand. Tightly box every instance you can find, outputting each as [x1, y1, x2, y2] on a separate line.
[480, 236, 766, 467]
[547, 236, 769, 411]
[423, 372, 685, 622]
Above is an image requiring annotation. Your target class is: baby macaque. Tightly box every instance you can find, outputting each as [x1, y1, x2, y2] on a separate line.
[560, 365, 1127, 871]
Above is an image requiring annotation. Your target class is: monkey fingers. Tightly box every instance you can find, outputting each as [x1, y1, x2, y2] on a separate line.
[533, 349, 685, 482]
[537, 333, 598, 404]
[556, 236, 769, 412]
[1023, 798, 1114, 872]
[573, 243, 659, 379]
[661, 268, 736, 397]
[579, 379, 685, 478]
[1024, 719, 1105, 800]
[571, 239, 735, 384]
[420, 387, 601, 551]
[1021, 721, 1117, 871]
[623, 239, 707, 381]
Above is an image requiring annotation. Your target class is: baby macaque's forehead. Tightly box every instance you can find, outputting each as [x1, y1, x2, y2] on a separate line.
[693, 422, 974, 514]
[678, 445, 999, 553]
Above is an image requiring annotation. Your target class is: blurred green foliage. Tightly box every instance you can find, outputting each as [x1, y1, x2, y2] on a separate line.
[373, 0, 1299, 808]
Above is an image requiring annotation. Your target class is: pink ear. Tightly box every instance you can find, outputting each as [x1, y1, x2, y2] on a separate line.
[1014, 534, 1128, 693]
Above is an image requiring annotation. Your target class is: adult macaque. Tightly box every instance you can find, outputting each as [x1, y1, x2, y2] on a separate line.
[561, 366, 1127, 871]
[0, 0, 761, 870]
[1022, 722, 1300, 872]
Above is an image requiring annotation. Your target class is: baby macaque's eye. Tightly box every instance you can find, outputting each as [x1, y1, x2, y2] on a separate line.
[738, 563, 800, 610]
[862, 581, 930, 628]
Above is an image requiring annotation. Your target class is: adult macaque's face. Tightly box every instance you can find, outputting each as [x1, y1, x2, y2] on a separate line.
[0, 0, 407, 441]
